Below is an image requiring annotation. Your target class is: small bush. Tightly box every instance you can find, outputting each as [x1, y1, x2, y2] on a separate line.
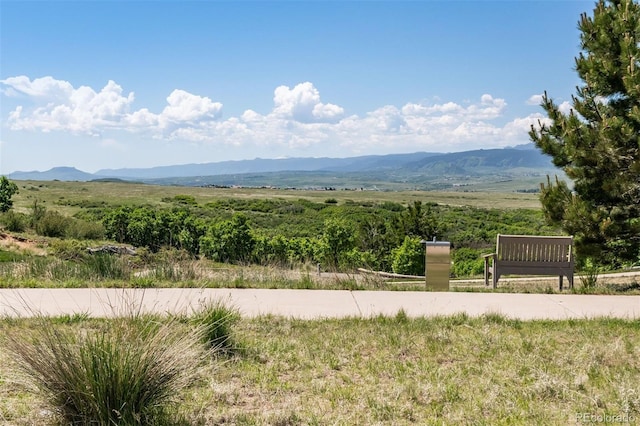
[380, 201, 404, 212]
[29, 199, 47, 228]
[66, 218, 105, 240]
[35, 210, 69, 237]
[0, 210, 27, 232]
[162, 194, 197, 205]
[391, 236, 425, 276]
[578, 257, 600, 292]
[7, 315, 205, 425]
[49, 239, 89, 261]
[192, 301, 240, 354]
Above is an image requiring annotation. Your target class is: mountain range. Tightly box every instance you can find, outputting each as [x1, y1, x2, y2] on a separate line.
[7, 144, 562, 190]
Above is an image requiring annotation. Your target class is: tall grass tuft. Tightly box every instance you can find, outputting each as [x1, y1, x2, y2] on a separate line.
[7, 314, 205, 425]
[82, 252, 131, 280]
[191, 301, 240, 354]
[576, 257, 600, 294]
[149, 261, 198, 282]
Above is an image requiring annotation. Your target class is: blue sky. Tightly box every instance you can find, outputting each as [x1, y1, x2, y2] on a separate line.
[1, 0, 592, 174]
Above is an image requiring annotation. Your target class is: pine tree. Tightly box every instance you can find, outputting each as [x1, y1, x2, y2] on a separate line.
[530, 0, 640, 266]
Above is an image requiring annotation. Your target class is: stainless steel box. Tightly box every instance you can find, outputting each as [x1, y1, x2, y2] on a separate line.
[425, 240, 450, 291]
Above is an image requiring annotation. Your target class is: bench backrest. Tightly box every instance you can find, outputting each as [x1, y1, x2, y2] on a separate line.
[496, 234, 573, 264]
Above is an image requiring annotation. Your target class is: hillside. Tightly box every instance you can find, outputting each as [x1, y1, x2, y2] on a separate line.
[7, 146, 564, 191]
[7, 167, 98, 181]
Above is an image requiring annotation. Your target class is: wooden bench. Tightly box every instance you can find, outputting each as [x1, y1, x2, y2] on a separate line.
[483, 234, 574, 290]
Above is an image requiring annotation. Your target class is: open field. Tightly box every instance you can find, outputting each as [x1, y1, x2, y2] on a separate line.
[1, 182, 638, 425]
[3, 179, 638, 294]
[1, 313, 639, 425]
[10, 180, 542, 217]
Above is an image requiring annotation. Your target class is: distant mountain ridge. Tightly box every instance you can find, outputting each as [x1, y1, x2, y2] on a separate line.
[404, 148, 553, 173]
[6, 144, 558, 186]
[7, 166, 98, 182]
[94, 152, 438, 179]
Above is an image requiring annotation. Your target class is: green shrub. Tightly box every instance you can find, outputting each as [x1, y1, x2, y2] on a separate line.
[380, 201, 404, 212]
[252, 234, 290, 266]
[578, 257, 600, 292]
[200, 214, 255, 263]
[49, 239, 89, 261]
[162, 194, 197, 205]
[0, 210, 26, 232]
[451, 247, 485, 278]
[341, 248, 377, 270]
[192, 301, 240, 354]
[35, 210, 70, 237]
[66, 218, 105, 240]
[29, 199, 47, 228]
[7, 315, 204, 425]
[317, 218, 354, 269]
[391, 236, 425, 276]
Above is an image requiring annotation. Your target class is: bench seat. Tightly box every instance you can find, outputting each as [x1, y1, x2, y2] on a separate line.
[483, 234, 574, 290]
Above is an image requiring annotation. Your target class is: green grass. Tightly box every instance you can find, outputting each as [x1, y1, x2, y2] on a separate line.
[191, 300, 241, 354]
[0, 249, 25, 262]
[1, 314, 639, 425]
[11, 180, 542, 217]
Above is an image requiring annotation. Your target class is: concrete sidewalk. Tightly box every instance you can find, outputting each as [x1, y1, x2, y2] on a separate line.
[1, 288, 639, 320]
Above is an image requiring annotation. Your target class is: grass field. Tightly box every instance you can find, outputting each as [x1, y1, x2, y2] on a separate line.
[1, 313, 638, 425]
[1, 182, 639, 425]
[10, 180, 542, 217]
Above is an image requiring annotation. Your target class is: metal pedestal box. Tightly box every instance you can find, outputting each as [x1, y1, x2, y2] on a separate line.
[425, 240, 450, 291]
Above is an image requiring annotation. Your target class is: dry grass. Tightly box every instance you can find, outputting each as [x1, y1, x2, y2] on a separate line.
[1, 254, 638, 295]
[452, 274, 640, 295]
[3, 313, 206, 426]
[1, 314, 639, 425]
[11, 180, 542, 217]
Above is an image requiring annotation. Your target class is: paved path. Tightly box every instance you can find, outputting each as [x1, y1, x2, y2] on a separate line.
[1, 288, 639, 320]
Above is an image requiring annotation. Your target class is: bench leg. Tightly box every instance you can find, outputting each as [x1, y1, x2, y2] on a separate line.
[559, 275, 563, 292]
[484, 258, 489, 286]
[568, 274, 574, 290]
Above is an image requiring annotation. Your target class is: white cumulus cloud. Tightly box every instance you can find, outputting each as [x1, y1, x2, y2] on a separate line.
[1, 76, 135, 134]
[527, 94, 544, 105]
[160, 89, 222, 125]
[0, 75, 73, 100]
[558, 101, 573, 115]
[1, 75, 541, 157]
[272, 82, 344, 123]
[1, 76, 225, 137]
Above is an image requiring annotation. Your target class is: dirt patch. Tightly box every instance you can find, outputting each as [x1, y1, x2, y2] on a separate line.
[0, 232, 48, 256]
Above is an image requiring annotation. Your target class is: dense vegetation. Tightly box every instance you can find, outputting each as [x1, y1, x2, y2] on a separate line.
[1, 183, 561, 277]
